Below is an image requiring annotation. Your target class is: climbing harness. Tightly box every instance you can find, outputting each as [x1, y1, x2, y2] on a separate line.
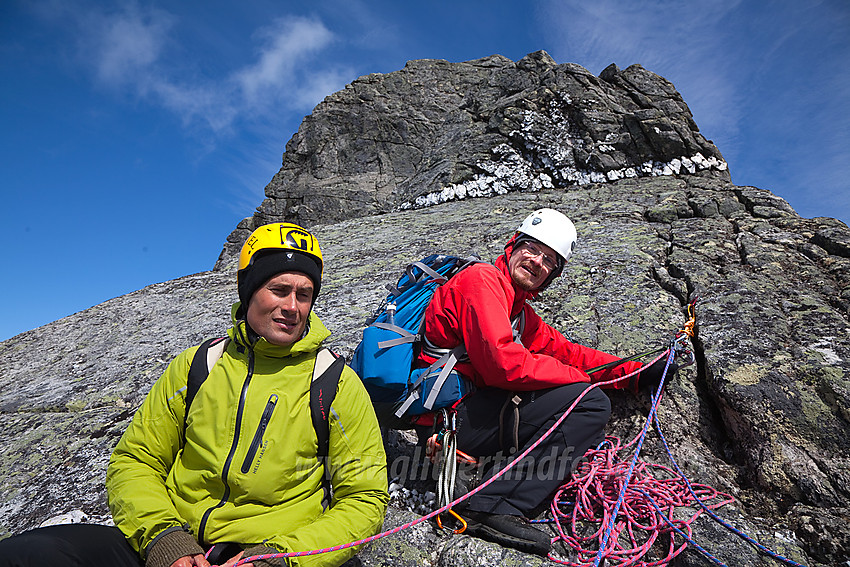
[233, 299, 809, 567]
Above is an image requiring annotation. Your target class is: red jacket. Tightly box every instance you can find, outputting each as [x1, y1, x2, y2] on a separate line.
[420, 251, 642, 392]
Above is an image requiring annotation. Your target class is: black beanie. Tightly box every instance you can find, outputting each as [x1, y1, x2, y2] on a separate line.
[237, 249, 322, 308]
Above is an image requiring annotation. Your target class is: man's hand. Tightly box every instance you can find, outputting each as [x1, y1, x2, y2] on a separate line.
[170, 554, 211, 567]
[636, 356, 679, 392]
[170, 551, 255, 567]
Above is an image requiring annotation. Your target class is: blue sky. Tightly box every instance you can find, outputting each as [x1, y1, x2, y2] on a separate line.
[1, 0, 848, 341]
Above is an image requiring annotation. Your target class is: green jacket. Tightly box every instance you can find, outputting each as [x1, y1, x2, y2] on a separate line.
[106, 306, 389, 567]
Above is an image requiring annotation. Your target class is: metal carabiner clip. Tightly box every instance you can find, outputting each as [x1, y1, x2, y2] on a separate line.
[436, 508, 468, 534]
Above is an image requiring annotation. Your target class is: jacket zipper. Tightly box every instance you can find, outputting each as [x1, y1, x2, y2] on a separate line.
[198, 349, 254, 543]
[241, 394, 278, 474]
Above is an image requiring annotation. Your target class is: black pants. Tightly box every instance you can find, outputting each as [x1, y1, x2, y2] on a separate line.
[0, 524, 364, 567]
[0, 524, 142, 567]
[455, 383, 611, 517]
[0, 526, 250, 566]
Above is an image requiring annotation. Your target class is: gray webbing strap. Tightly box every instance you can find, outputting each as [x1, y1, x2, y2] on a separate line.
[394, 350, 453, 418]
[394, 344, 466, 417]
[409, 261, 446, 282]
[373, 321, 417, 348]
[394, 389, 420, 418]
[386, 261, 447, 296]
[394, 390, 420, 418]
[422, 346, 464, 411]
[511, 311, 526, 343]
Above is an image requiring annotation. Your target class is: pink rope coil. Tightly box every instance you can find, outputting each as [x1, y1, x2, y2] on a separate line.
[548, 435, 733, 566]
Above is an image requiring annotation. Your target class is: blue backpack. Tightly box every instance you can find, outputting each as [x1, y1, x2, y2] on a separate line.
[351, 254, 481, 422]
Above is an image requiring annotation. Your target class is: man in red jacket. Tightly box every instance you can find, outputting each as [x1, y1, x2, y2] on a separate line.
[419, 208, 671, 555]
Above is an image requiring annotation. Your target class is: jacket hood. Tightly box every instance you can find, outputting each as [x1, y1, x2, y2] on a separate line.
[228, 302, 331, 357]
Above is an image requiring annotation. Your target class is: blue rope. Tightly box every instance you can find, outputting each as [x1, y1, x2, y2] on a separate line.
[574, 328, 811, 567]
[652, 411, 809, 567]
[635, 487, 728, 566]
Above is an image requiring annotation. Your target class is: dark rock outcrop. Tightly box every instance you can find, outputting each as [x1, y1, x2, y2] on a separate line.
[1, 53, 848, 566]
[216, 52, 728, 268]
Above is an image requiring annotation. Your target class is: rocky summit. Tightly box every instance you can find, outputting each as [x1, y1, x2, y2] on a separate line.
[1, 52, 848, 566]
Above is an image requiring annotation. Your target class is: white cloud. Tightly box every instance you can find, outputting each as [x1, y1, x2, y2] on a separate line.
[45, 4, 344, 137]
[235, 17, 335, 105]
[151, 80, 239, 133]
[291, 67, 354, 110]
[29, 3, 357, 220]
[89, 4, 173, 86]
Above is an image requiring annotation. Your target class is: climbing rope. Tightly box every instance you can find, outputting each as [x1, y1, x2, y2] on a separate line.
[547, 299, 808, 567]
[651, 410, 808, 567]
[590, 343, 681, 567]
[547, 347, 735, 566]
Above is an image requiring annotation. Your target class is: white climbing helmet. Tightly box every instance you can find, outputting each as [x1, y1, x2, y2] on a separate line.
[516, 208, 578, 263]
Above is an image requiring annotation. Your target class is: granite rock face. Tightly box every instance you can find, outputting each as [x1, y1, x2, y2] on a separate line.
[1, 53, 848, 566]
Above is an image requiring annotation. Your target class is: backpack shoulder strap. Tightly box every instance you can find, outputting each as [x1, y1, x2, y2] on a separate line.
[310, 347, 345, 465]
[511, 310, 526, 343]
[185, 337, 229, 432]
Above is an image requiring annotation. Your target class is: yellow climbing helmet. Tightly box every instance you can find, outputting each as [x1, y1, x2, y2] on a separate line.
[237, 223, 324, 306]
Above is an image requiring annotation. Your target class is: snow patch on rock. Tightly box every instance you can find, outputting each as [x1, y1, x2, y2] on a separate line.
[401, 103, 728, 210]
[402, 150, 728, 210]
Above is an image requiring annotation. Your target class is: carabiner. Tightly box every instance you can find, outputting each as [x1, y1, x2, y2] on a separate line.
[436, 508, 468, 534]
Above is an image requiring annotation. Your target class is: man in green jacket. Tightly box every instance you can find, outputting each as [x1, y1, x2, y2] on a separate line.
[0, 223, 389, 567]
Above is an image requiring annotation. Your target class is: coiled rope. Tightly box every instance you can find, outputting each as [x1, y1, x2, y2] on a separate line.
[548, 342, 736, 566]
[548, 317, 808, 566]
